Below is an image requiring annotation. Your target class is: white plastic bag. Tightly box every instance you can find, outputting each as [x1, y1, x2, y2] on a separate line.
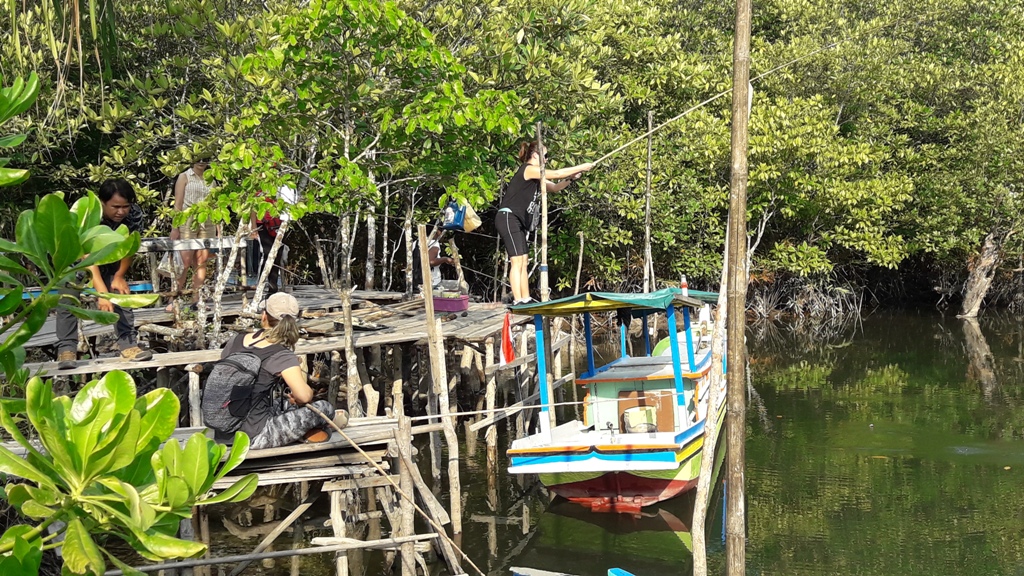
[157, 252, 183, 277]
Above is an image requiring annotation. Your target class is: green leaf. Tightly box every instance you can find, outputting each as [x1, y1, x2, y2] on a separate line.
[164, 476, 191, 509]
[34, 194, 82, 272]
[196, 473, 258, 506]
[0, 526, 42, 575]
[0, 134, 27, 148]
[0, 167, 29, 187]
[0, 289, 22, 316]
[19, 499, 55, 519]
[180, 434, 211, 497]
[0, 447, 53, 488]
[135, 529, 206, 560]
[0, 295, 58, 353]
[91, 292, 160, 308]
[102, 548, 146, 576]
[71, 371, 138, 477]
[62, 518, 106, 575]
[79, 228, 134, 267]
[70, 193, 102, 231]
[58, 304, 119, 325]
[25, 377, 79, 488]
[14, 211, 47, 274]
[0, 255, 30, 276]
[212, 432, 251, 483]
[135, 389, 179, 454]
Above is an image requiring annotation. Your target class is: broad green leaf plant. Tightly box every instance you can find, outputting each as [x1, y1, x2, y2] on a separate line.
[0, 373, 258, 575]
[0, 76, 258, 574]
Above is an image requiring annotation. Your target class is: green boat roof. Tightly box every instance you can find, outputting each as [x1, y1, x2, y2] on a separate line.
[509, 287, 717, 317]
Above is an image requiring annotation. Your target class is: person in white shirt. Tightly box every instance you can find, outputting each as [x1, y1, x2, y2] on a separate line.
[251, 185, 297, 295]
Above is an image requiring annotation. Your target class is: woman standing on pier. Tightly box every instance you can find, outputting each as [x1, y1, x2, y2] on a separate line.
[213, 292, 348, 449]
[497, 141, 592, 304]
[168, 156, 216, 310]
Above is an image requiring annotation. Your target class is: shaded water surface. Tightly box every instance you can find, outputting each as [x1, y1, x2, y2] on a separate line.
[207, 311, 1024, 575]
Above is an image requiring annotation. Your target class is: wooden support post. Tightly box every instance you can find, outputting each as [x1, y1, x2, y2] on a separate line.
[328, 350, 342, 407]
[148, 253, 161, 304]
[390, 345, 404, 418]
[341, 288, 364, 418]
[397, 418, 416, 576]
[359, 348, 380, 417]
[186, 364, 202, 428]
[156, 366, 169, 390]
[425, 356, 442, 481]
[418, 225, 463, 536]
[484, 337, 497, 471]
[331, 491, 349, 576]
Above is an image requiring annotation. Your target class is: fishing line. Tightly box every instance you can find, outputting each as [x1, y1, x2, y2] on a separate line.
[591, 11, 940, 166]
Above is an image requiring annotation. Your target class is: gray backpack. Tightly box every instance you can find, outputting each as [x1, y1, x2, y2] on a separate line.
[202, 345, 280, 433]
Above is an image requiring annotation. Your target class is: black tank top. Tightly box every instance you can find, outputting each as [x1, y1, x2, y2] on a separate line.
[500, 164, 538, 223]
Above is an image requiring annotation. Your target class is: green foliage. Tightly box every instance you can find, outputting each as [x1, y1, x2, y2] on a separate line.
[0, 373, 258, 574]
[0, 192, 158, 390]
[0, 73, 39, 188]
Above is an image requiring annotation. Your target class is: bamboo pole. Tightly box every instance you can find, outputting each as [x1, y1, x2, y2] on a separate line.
[331, 490, 349, 576]
[484, 337, 497, 471]
[186, 364, 202, 427]
[725, 0, 752, 571]
[417, 225, 463, 536]
[398, 418, 416, 576]
[537, 121, 548, 302]
[392, 346, 404, 418]
[644, 110, 654, 293]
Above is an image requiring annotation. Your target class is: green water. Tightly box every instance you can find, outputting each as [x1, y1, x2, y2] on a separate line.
[206, 311, 1024, 575]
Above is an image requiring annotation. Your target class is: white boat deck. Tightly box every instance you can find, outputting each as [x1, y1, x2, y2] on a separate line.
[577, 347, 711, 384]
[511, 420, 683, 450]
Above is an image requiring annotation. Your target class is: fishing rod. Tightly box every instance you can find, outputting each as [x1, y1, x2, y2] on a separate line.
[590, 11, 937, 166]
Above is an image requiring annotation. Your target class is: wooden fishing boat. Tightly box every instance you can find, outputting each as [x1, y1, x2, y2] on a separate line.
[507, 287, 724, 514]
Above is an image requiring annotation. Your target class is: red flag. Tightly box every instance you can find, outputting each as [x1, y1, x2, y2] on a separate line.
[500, 313, 516, 365]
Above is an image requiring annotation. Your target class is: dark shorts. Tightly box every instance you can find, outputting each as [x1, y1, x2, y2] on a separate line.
[497, 211, 529, 257]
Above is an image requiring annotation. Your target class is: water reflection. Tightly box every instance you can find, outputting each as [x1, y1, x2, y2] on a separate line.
[747, 311, 1024, 576]
[195, 311, 1024, 576]
[508, 489, 723, 576]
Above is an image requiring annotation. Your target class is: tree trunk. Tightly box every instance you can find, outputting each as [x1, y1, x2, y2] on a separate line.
[248, 221, 289, 312]
[959, 231, 1004, 318]
[365, 209, 376, 290]
[403, 201, 414, 298]
[962, 319, 998, 402]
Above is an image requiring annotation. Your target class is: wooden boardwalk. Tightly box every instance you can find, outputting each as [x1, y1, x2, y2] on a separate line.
[21, 286, 400, 349]
[21, 286, 520, 378]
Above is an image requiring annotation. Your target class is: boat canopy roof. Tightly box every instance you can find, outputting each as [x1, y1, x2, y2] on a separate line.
[509, 287, 717, 317]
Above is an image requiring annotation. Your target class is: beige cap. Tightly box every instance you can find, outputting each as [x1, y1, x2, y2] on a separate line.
[265, 292, 299, 319]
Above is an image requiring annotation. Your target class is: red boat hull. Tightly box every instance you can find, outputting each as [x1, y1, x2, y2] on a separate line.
[546, 472, 698, 514]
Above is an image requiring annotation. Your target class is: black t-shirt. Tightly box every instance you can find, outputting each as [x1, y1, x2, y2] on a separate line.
[98, 204, 145, 278]
[499, 164, 537, 224]
[219, 331, 300, 437]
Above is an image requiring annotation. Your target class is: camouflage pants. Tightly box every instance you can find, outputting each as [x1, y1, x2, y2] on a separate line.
[250, 399, 335, 450]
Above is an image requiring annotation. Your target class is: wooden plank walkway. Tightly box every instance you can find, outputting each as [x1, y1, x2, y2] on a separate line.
[21, 287, 400, 349]
[20, 299, 521, 378]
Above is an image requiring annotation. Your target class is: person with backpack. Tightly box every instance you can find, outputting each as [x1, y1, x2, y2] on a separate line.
[202, 292, 348, 449]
